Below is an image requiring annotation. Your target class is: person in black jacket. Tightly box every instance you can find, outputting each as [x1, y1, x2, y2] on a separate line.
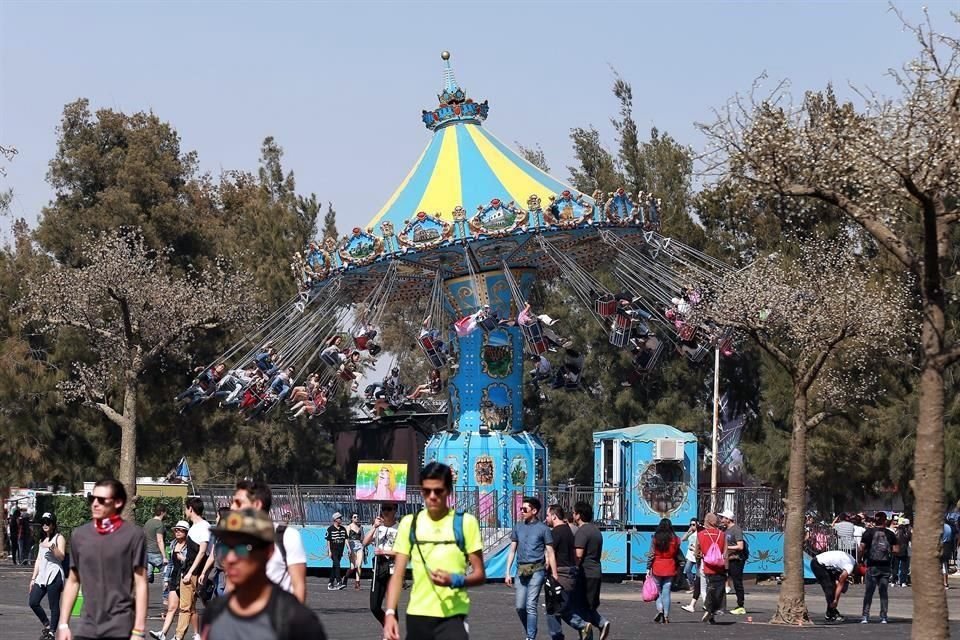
[201, 509, 325, 640]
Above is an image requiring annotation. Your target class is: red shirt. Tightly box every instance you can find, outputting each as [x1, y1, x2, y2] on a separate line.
[651, 535, 680, 577]
[697, 528, 727, 575]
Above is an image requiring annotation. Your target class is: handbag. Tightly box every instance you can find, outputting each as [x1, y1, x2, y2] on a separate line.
[642, 572, 660, 602]
[544, 574, 563, 614]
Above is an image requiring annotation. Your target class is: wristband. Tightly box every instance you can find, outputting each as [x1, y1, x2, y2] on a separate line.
[384, 608, 396, 617]
[450, 573, 466, 588]
[58, 624, 70, 630]
[131, 631, 145, 638]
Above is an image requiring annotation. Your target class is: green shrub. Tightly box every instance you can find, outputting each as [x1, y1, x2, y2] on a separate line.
[34, 495, 185, 539]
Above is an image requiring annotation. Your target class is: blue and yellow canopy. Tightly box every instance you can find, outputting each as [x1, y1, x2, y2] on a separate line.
[366, 72, 577, 231]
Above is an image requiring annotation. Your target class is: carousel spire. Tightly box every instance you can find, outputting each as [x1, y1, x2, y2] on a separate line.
[421, 51, 489, 131]
[441, 50, 458, 93]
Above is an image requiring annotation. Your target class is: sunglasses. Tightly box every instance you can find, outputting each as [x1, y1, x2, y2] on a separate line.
[214, 541, 265, 559]
[382, 506, 395, 512]
[520, 507, 531, 513]
[87, 495, 114, 505]
[420, 487, 447, 497]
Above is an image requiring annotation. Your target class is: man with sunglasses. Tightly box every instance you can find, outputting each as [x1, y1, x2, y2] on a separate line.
[383, 463, 485, 640]
[506, 496, 557, 640]
[200, 509, 325, 639]
[57, 479, 148, 640]
[231, 480, 308, 603]
[363, 503, 399, 627]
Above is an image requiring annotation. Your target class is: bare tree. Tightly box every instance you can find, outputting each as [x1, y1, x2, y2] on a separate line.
[702, 240, 910, 623]
[698, 12, 958, 636]
[22, 229, 254, 515]
[516, 142, 551, 173]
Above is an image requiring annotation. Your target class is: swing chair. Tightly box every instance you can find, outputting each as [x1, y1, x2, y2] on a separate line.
[502, 262, 549, 356]
[418, 271, 452, 369]
[350, 261, 400, 357]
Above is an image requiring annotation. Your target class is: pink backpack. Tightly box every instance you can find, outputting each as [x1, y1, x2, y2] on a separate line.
[703, 531, 725, 568]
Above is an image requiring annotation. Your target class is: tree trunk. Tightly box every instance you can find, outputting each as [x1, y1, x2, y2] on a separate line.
[771, 389, 812, 625]
[911, 331, 948, 638]
[118, 374, 138, 520]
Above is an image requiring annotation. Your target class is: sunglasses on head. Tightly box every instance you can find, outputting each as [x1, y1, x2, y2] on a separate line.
[87, 495, 114, 505]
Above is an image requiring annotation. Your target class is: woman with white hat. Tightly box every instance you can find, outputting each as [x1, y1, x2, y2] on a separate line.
[150, 521, 190, 640]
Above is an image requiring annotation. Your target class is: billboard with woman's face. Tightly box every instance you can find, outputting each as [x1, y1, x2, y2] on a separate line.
[356, 461, 408, 502]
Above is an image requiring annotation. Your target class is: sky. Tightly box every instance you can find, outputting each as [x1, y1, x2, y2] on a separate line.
[1, 1, 955, 242]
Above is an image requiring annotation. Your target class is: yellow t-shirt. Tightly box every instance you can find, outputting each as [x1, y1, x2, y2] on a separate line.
[393, 509, 482, 618]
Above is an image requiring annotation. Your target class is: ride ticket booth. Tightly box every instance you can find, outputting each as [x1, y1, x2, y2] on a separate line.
[593, 424, 698, 528]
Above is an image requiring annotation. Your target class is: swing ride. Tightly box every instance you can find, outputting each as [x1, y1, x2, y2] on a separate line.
[183, 53, 809, 580]
[178, 52, 736, 526]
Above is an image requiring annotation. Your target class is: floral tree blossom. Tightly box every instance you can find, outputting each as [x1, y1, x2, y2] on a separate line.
[21, 229, 255, 514]
[700, 240, 911, 625]
[698, 11, 958, 636]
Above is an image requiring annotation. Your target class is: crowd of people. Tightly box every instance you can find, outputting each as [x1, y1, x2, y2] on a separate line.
[25, 473, 958, 639]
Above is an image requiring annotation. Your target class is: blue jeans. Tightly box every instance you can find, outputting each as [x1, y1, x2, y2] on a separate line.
[147, 552, 164, 584]
[893, 556, 910, 585]
[654, 575, 673, 618]
[547, 568, 590, 640]
[683, 559, 697, 587]
[515, 568, 545, 639]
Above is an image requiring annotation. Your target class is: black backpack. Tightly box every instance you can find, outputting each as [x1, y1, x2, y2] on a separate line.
[868, 530, 892, 563]
[203, 587, 325, 640]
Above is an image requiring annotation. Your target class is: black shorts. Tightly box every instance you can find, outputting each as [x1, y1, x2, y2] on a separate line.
[405, 614, 469, 640]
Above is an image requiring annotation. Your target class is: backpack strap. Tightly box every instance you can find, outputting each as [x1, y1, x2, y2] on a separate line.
[409, 510, 467, 554]
[201, 592, 232, 629]
[453, 511, 465, 554]
[409, 511, 419, 547]
[266, 587, 297, 640]
[276, 524, 288, 565]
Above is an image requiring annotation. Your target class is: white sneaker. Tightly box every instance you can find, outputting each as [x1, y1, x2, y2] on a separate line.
[148, 632, 164, 640]
[681, 603, 696, 613]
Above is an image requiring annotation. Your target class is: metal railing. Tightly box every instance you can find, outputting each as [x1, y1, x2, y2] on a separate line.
[698, 487, 784, 531]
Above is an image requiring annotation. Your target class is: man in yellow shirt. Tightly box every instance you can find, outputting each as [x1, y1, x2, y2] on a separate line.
[383, 462, 485, 640]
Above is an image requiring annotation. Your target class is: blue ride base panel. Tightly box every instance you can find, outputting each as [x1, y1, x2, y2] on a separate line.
[297, 526, 810, 579]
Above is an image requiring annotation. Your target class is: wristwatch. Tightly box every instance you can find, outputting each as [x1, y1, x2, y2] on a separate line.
[384, 609, 396, 617]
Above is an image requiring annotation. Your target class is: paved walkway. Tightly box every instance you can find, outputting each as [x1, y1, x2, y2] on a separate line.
[2, 565, 959, 639]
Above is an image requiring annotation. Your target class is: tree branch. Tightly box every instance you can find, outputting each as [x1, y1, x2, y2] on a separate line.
[781, 183, 915, 269]
[141, 318, 220, 365]
[49, 317, 117, 341]
[107, 287, 135, 348]
[748, 328, 797, 377]
[804, 411, 828, 430]
[799, 325, 849, 393]
[94, 401, 131, 430]
[933, 344, 960, 371]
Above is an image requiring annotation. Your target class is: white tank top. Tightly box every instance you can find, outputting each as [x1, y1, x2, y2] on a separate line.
[34, 534, 64, 586]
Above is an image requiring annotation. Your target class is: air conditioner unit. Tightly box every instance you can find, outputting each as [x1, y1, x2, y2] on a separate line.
[654, 438, 684, 461]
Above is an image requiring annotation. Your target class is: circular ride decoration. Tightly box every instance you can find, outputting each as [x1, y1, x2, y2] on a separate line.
[637, 462, 688, 517]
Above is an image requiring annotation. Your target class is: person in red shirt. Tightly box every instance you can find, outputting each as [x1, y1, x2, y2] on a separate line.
[696, 513, 727, 624]
[648, 518, 681, 623]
